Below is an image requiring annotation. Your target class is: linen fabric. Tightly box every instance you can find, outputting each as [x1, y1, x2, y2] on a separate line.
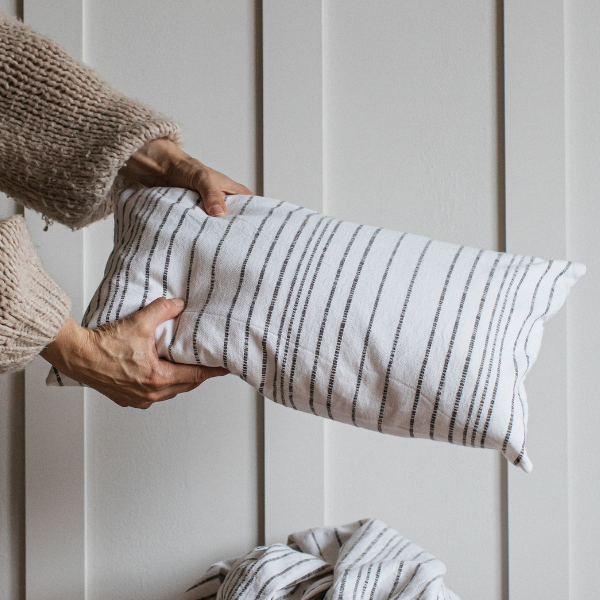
[47, 187, 585, 471]
[174, 519, 460, 600]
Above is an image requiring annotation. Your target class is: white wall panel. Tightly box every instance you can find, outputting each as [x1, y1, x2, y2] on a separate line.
[24, 3, 87, 599]
[10, 2, 597, 600]
[0, 10, 25, 600]
[262, 0, 326, 546]
[504, 2, 570, 598]
[82, 2, 260, 599]
[322, 2, 504, 599]
[565, 0, 600, 597]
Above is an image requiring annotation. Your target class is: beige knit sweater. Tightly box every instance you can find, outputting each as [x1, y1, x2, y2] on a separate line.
[0, 13, 182, 373]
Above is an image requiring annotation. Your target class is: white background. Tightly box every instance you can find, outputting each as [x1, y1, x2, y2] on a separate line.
[0, 1, 598, 599]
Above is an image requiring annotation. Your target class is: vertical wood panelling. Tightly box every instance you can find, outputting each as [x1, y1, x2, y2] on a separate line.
[23, 2, 87, 599]
[504, 1, 569, 597]
[262, 0, 325, 544]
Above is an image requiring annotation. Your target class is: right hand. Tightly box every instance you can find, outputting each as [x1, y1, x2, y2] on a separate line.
[40, 297, 228, 409]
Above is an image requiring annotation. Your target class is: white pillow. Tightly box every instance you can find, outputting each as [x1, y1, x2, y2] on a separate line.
[47, 187, 585, 472]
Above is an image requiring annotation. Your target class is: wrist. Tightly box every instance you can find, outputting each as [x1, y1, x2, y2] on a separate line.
[119, 139, 192, 188]
[40, 317, 90, 376]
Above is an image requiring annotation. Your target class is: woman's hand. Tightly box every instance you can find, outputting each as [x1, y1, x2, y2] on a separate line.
[40, 297, 228, 409]
[118, 138, 252, 217]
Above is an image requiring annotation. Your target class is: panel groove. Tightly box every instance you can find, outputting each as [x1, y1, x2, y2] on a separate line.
[23, 2, 87, 599]
[504, 1, 569, 597]
[262, 0, 325, 545]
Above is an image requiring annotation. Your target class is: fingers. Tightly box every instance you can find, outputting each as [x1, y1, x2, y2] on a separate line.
[133, 297, 185, 334]
[230, 182, 253, 195]
[124, 364, 229, 408]
[201, 189, 228, 217]
[199, 179, 252, 217]
[159, 360, 229, 386]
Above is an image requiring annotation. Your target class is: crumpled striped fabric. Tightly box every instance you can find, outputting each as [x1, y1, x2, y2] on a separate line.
[175, 519, 459, 600]
[47, 188, 585, 471]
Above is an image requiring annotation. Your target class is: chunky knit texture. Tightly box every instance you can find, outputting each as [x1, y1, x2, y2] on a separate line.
[0, 12, 183, 371]
[0, 12, 182, 228]
[0, 215, 71, 373]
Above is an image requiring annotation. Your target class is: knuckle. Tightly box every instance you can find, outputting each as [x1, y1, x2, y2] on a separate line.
[148, 372, 166, 390]
[153, 297, 171, 312]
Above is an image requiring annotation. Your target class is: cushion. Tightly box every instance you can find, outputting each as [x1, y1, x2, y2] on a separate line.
[47, 186, 585, 472]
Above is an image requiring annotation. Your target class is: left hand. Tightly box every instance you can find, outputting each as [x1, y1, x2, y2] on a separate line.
[41, 298, 228, 409]
[118, 138, 252, 217]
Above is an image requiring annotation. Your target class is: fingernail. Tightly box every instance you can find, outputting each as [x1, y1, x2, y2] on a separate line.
[171, 298, 184, 308]
[209, 205, 225, 217]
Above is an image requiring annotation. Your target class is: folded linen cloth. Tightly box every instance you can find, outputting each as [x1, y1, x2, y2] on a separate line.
[47, 187, 585, 471]
[175, 519, 460, 600]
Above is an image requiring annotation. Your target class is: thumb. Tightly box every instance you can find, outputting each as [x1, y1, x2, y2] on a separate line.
[134, 297, 185, 334]
[201, 189, 227, 217]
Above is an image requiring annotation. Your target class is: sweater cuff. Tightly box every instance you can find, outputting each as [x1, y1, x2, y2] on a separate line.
[0, 215, 71, 373]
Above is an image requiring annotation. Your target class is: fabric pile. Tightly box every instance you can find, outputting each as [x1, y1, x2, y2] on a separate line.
[176, 519, 459, 600]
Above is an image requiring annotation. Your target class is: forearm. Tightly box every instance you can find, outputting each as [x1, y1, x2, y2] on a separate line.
[0, 216, 71, 373]
[0, 12, 182, 229]
[119, 139, 194, 188]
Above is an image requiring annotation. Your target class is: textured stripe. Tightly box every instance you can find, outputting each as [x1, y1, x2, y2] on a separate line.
[251, 559, 322, 600]
[309, 224, 363, 415]
[513, 263, 572, 465]
[242, 207, 303, 381]
[52, 366, 63, 386]
[448, 255, 500, 443]
[360, 564, 374, 600]
[480, 257, 534, 448]
[272, 216, 329, 403]
[230, 549, 297, 600]
[470, 256, 525, 446]
[167, 218, 210, 362]
[222, 201, 283, 369]
[95, 187, 158, 326]
[415, 575, 443, 600]
[352, 566, 365, 600]
[326, 228, 380, 419]
[334, 528, 343, 548]
[288, 221, 342, 409]
[430, 250, 482, 439]
[139, 189, 187, 309]
[498, 261, 552, 452]
[410, 247, 464, 437]
[192, 197, 254, 365]
[462, 255, 517, 446]
[309, 530, 324, 559]
[259, 212, 315, 394]
[162, 196, 201, 298]
[388, 561, 405, 599]
[113, 188, 167, 322]
[352, 234, 405, 425]
[378, 240, 432, 432]
[278, 218, 332, 407]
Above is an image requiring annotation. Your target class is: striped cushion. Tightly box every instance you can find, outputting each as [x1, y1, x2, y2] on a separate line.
[47, 187, 584, 472]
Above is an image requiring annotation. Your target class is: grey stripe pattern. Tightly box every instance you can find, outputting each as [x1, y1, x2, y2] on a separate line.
[175, 519, 459, 600]
[49, 189, 585, 472]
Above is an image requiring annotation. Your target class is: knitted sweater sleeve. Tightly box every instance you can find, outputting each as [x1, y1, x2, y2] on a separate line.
[0, 12, 182, 228]
[0, 13, 183, 372]
[0, 215, 71, 373]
